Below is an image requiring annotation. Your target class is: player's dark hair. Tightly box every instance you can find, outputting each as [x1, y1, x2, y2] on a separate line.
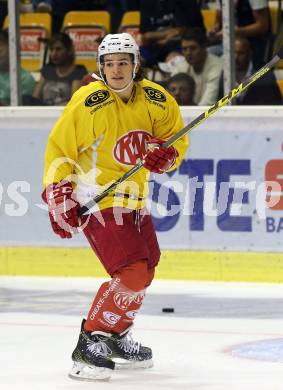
[134, 65, 145, 81]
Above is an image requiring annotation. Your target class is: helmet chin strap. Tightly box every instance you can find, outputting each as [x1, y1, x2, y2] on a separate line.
[98, 63, 138, 93]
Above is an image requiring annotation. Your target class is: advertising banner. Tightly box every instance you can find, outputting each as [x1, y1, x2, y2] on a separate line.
[0, 107, 282, 251]
[153, 108, 283, 251]
[66, 27, 104, 58]
[20, 28, 46, 59]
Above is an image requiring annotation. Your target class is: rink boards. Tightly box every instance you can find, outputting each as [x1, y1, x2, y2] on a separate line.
[1, 246, 283, 282]
[1, 106, 283, 281]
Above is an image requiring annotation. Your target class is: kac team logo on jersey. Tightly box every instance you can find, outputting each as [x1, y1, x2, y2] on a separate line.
[114, 291, 136, 310]
[134, 290, 145, 304]
[114, 130, 151, 165]
[143, 87, 166, 102]
[85, 90, 110, 107]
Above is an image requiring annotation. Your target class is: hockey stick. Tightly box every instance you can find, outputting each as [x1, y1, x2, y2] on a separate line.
[78, 46, 283, 217]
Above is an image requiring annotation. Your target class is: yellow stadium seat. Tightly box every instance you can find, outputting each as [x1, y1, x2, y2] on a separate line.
[63, 11, 110, 71]
[277, 79, 283, 97]
[201, 9, 217, 32]
[269, 6, 279, 35]
[269, 6, 283, 69]
[120, 11, 141, 43]
[121, 11, 140, 27]
[3, 13, 51, 72]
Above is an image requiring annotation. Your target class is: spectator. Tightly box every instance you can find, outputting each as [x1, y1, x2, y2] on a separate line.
[19, 0, 52, 13]
[48, 1, 132, 34]
[20, 0, 33, 13]
[0, 0, 7, 29]
[0, 29, 35, 105]
[33, 32, 87, 105]
[34, 1, 53, 13]
[21, 1, 140, 33]
[142, 51, 186, 83]
[107, 0, 139, 33]
[172, 28, 223, 106]
[166, 73, 196, 106]
[46, 1, 82, 33]
[140, 0, 205, 67]
[218, 37, 282, 105]
[208, 0, 272, 69]
[157, 51, 186, 78]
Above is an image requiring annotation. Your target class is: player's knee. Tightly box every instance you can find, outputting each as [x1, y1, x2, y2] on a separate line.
[113, 259, 149, 292]
[145, 267, 155, 288]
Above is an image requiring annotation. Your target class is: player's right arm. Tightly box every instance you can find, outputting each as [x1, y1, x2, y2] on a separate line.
[42, 87, 96, 238]
[43, 105, 79, 187]
[43, 87, 95, 187]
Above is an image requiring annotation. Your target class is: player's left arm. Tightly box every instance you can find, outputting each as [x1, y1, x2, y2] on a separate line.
[151, 93, 189, 172]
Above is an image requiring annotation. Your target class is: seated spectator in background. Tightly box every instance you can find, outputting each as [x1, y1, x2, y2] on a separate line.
[144, 51, 186, 83]
[208, 0, 272, 69]
[157, 51, 186, 79]
[107, 0, 140, 33]
[172, 28, 223, 106]
[218, 37, 282, 105]
[39, 1, 98, 33]
[0, 0, 8, 28]
[21, 0, 51, 13]
[19, 1, 140, 33]
[46, 1, 134, 34]
[166, 73, 196, 106]
[33, 32, 87, 105]
[20, 0, 34, 13]
[33, 1, 52, 13]
[140, 0, 205, 67]
[0, 29, 35, 105]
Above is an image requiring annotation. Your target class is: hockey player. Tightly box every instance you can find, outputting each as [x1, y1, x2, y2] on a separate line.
[42, 33, 188, 381]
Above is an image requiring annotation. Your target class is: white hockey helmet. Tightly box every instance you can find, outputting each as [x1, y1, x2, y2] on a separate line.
[97, 33, 140, 65]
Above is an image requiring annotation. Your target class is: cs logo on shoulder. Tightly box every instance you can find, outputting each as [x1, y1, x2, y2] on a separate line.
[85, 90, 110, 107]
[143, 87, 166, 102]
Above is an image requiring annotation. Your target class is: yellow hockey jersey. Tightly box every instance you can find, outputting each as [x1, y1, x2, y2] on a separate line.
[43, 78, 189, 211]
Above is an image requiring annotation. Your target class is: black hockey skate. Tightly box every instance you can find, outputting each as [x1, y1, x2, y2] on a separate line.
[68, 319, 115, 381]
[104, 325, 153, 370]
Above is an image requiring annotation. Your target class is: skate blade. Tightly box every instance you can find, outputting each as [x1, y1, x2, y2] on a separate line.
[68, 361, 112, 382]
[114, 358, 154, 370]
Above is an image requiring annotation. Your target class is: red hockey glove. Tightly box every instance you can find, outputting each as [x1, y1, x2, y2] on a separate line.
[143, 137, 178, 174]
[42, 181, 81, 239]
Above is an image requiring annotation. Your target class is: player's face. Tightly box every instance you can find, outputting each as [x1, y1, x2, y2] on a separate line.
[102, 53, 136, 89]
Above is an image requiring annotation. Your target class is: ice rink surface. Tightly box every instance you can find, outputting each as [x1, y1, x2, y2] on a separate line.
[1, 276, 283, 390]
